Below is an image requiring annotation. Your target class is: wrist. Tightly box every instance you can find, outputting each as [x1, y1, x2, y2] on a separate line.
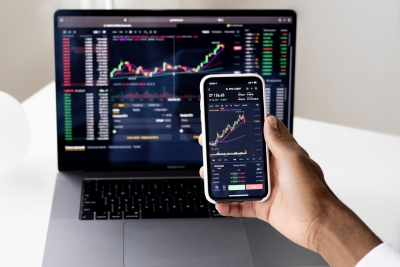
[307, 195, 337, 252]
[311, 198, 382, 267]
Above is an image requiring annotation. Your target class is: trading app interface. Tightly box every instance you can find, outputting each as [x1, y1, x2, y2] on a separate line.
[55, 15, 295, 168]
[205, 78, 267, 199]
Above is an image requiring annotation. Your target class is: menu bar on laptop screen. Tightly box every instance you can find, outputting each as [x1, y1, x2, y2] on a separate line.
[57, 16, 294, 28]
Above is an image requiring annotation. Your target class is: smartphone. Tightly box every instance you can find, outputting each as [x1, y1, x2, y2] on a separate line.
[200, 74, 270, 204]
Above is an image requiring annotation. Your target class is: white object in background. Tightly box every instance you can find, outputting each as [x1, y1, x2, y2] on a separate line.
[0, 91, 30, 178]
[105, 0, 114, 9]
[80, 0, 114, 9]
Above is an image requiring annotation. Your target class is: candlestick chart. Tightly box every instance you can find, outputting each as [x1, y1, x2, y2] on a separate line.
[208, 111, 252, 157]
[109, 36, 228, 100]
[209, 112, 246, 147]
[110, 44, 224, 79]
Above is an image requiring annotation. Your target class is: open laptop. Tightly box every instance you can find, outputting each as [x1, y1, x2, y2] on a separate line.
[43, 10, 327, 267]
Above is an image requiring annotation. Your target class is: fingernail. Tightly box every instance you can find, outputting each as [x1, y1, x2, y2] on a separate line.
[215, 204, 219, 211]
[268, 115, 278, 130]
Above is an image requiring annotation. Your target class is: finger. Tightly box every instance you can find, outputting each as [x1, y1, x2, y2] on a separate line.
[274, 117, 309, 157]
[216, 202, 257, 218]
[264, 116, 295, 160]
[266, 115, 309, 157]
[198, 133, 203, 146]
[264, 116, 309, 159]
[199, 166, 204, 179]
[274, 116, 296, 144]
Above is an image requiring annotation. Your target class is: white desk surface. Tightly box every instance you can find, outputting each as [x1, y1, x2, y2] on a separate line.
[1, 82, 400, 266]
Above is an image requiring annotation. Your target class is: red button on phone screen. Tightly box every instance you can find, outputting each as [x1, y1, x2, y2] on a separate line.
[246, 184, 263, 190]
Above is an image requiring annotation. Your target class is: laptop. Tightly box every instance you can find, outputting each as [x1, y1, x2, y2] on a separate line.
[43, 10, 327, 267]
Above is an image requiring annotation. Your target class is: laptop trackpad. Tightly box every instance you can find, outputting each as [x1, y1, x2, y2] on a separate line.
[123, 219, 253, 267]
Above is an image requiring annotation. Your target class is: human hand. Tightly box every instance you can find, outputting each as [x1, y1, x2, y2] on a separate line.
[199, 115, 381, 267]
[199, 115, 333, 250]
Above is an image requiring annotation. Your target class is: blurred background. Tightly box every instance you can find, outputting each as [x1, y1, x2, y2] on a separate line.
[1, 0, 399, 135]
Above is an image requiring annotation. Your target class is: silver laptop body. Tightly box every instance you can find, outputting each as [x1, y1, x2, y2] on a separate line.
[43, 10, 327, 267]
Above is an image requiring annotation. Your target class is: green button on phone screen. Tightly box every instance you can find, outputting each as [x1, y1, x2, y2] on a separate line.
[228, 185, 246, 191]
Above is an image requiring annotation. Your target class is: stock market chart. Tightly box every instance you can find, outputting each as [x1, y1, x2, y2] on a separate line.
[55, 15, 295, 168]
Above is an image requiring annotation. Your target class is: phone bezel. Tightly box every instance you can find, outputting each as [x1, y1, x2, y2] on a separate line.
[200, 74, 271, 203]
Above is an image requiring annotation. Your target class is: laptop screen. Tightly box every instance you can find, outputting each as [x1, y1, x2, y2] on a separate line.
[54, 10, 296, 171]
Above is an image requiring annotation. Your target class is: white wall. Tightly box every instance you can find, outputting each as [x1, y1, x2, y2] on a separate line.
[1, 0, 400, 136]
[0, 1, 71, 102]
[0, 0, 109, 102]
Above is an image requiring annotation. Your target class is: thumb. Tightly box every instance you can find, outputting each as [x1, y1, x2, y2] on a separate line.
[264, 115, 294, 160]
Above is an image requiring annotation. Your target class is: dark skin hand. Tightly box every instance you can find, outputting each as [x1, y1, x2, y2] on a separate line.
[199, 115, 382, 267]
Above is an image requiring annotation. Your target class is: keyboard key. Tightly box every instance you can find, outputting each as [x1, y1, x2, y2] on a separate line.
[133, 196, 143, 204]
[140, 183, 148, 192]
[107, 197, 118, 205]
[118, 190, 127, 197]
[83, 181, 103, 197]
[127, 204, 139, 212]
[172, 190, 183, 197]
[147, 197, 157, 203]
[82, 205, 109, 213]
[97, 181, 106, 191]
[142, 204, 153, 212]
[188, 196, 197, 203]
[178, 182, 186, 190]
[96, 212, 108, 220]
[156, 204, 167, 212]
[157, 190, 167, 196]
[81, 212, 94, 220]
[110, 212, 122, 219]
[83, 197, 104, 205]
[121, 197, 132, 205]
[125, 212, 140, 219]
[83, 181, 95, 191]
[170, 203, 179, 212]
[113, 205, 124, 212]
[127, 182, 133, 191]
[195, 203, 208, 213]
[183, 203, 193, 212]
[173, 196, 184, 203]
[83, 191, 102, 198]
[131, 189, 140, 196]
[113, 183, 120, 191]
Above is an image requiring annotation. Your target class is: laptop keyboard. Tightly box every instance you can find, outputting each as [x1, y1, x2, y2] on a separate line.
[80, 179, 224, 220]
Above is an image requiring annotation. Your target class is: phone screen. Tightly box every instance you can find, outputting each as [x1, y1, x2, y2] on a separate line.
[203, 76, 268, 201]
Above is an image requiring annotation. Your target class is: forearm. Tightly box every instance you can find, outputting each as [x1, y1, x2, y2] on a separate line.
[313, 200, 382, 267]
